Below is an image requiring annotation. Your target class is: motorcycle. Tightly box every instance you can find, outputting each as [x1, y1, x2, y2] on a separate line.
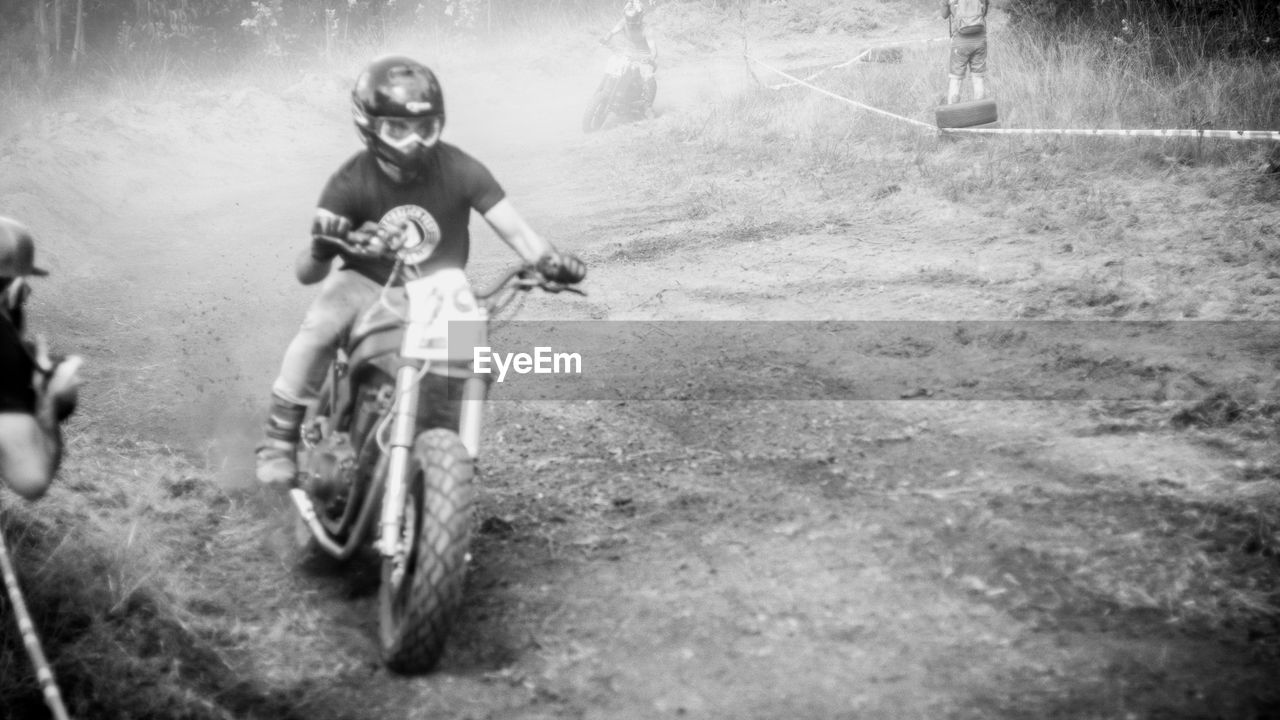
[288, 226, 583, 674]
[582, 46, 654, 133]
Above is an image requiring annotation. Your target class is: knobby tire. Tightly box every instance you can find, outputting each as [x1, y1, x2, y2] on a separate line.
[583, 89, 611, 133]
[378, 428, 474, 674]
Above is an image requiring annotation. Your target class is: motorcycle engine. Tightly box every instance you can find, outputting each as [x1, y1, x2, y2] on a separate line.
[300, 419, 358, 505]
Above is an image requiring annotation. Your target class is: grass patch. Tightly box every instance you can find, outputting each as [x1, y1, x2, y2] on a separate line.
[0, 432, 323, 720]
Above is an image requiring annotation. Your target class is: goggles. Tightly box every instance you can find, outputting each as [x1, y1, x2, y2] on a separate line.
[372, 116, 442, 153]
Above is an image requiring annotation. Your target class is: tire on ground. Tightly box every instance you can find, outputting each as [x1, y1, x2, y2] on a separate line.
[583, 90, 610, 133]
[378, 428, 473, 674]
[935, 98, 998, 129]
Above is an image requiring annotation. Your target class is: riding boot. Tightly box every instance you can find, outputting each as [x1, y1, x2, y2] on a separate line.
[971, 75, 986, 101]
[643, 77, 657, 114]
[255, 393, 306, 487]
[947, 77, 962, 105]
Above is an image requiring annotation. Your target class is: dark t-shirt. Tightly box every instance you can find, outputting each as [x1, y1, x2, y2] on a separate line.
[623, 24, 652, 54]
[318, 143, 506, 286]
[0, 314, 36, 415]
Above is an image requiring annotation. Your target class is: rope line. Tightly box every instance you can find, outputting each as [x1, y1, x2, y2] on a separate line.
[745, 54, 939, 132]
[941, 126, 1280, 141]
[767, 36, 950, 89]
[746, 54, 1280, 142]
[0, 526, 73, 720]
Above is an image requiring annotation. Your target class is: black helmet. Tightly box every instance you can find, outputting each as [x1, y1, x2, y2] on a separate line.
[624, 0, 644, 25]
[352, 56, 446, 179]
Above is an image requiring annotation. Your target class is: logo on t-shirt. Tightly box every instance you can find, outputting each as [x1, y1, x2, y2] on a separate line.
[381, 205, 441, 265]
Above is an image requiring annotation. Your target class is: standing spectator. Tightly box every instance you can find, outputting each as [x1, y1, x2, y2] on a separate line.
[0, 217, 81, 500]
[940, 0, 990, 105]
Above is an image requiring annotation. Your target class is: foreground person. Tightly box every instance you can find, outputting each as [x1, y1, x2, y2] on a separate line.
[0, 217, 82, 500]
[255, 55, 585, 486]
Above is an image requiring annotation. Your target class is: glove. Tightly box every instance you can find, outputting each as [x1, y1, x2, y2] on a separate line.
[537, 252, 586, 284]
[310, 236, 340, 262]
[310, 210, 353, 261]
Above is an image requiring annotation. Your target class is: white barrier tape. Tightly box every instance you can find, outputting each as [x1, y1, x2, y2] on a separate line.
[941, 125, 1280, 141]
[767, 36, 950, 90]
[748, 53, 1280, 143]
[746, 54, 938, 132]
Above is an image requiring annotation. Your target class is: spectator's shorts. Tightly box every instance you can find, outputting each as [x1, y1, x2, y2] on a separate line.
[948, 34, 988, 78]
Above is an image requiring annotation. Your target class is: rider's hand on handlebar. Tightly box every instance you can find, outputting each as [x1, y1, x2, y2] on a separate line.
[346, 221, 389, 255]
[317, 220, 406, 260]
[536, 252, 587, 285]
[310, 211, 353, 261]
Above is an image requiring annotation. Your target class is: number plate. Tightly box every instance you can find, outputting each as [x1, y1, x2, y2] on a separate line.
[401, 269, 487, 363]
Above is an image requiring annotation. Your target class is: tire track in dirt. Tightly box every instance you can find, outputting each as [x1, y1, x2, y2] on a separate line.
[211, 32, 1277, 720]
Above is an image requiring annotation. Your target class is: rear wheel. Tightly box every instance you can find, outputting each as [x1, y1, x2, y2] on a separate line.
[378, 428, 473, 674]
[583, 89, 612, 132]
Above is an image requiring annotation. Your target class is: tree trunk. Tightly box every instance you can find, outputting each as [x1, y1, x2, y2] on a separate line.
[35, 1, 51, 79]
[72, 0, 85, 66]
[53, 0, 62, 56]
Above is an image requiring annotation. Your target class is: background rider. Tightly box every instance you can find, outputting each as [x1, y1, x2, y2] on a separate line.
[600, 0, 658, 111]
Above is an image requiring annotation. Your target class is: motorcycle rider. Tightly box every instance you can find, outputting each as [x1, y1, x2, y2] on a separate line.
[0, 217, 82, 500]
[255, 55, 586, 487]
[600, 0, 657, 113]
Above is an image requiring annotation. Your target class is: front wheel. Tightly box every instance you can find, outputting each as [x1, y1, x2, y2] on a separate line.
[378, 428, 474, 673]
[583, 88, 611, 133]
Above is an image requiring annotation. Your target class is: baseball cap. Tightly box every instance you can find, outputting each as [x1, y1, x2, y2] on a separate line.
[0, 216, 50, 278]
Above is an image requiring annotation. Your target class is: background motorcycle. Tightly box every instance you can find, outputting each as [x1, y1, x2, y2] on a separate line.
[582, 45, 654, 133]
[289, 228, 582, 674]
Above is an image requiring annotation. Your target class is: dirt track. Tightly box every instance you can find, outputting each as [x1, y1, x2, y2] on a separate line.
[4, 6, 1280, 719]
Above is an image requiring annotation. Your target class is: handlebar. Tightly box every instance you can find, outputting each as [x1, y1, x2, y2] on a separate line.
[476, 265, 585, 302]
[312, 234, 585, 307]
[598, 39, 654, 62]
[313, 232, 392, 259]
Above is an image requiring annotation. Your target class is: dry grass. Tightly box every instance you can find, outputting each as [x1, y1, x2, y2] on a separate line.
[617, 5, 1280, 322]
[0, 432, 317, 719]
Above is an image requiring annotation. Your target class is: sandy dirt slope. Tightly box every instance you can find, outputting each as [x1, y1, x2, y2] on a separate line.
[3, 3, 1279, 718]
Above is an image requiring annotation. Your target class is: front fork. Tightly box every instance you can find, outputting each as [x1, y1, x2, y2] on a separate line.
[377, 363, 424, 562]
[377, 365, 486, 563]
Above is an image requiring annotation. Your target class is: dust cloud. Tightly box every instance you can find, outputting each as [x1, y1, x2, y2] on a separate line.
[6, 31, 749, 488]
